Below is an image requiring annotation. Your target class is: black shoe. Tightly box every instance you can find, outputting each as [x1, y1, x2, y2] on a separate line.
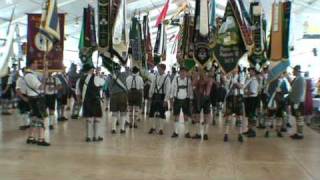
[148, 128, 155, 134]
[192, 134, 201, 139]
[111, 129, 116, 134]
[125, 121, 130, 127]
[247, 129, 256, 138]
[133, 124, 138, 128]
[71, 115, 78, 119]
[93, 137, 103, 142]
[185, 133, 191, 138]
[270, 125, 274, 129]
[120, 129, 126, 134]
[264, 131, 269, 138]
[280, 127, 287, 132]
[238, 134, 243, 143]
[212, 119, 216, 126]
[242, 131, 249, 135]
[235, 120, 241, 127]
[37, 140, 50, 146]
[257, 124, 266, 129]
[287, 123, 292, 128]
[86, 137, 92, 142]
[277, 131, 283, 138]
[171, 132, 178, 138]
[19, 126, 27, 130]
[203, 134, 208, 140]
[26, 137, 36, 144]
[49, 125, 54, 130]
[224, 134, 228, 142]
[158, 129, 164, 135]
[62, 117, 68, 121]
[290, 133, 304, 140]
[116, 121, 120, 126]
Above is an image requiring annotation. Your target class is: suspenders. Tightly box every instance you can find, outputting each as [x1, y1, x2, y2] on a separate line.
[176, 77, 189, 97]
[154, 75, 168, 94]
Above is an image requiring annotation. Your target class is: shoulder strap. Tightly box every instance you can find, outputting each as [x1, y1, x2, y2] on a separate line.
[24, 78, 40, 96]
[161, 75, 168, 94]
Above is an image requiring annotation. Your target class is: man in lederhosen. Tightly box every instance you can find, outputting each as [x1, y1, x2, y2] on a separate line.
[223, 67, 245, 142]
[265, 73, 289, 138]
[45, 73, 61, 130]
[288, 65, 306, 140]
[76, 64, 105, 142]
[257, 66, 269, 129]
[243, 67, 260, 138]
[16, 68, 31, 130]
[56, 67, 70, 121]
[25, 61, 50, 146]
[108, 66, 128, 134]
[170, 66, 193, 138]
[126, 66, 144, 129]
[148, 64, 171, 135]
[192, 69, 213, 140]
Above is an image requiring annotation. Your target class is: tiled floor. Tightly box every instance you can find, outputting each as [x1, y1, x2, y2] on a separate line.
[0, 110, 319, 180]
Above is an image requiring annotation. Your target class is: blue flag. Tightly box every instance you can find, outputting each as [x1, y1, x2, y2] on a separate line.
[40, 0, 60, 43]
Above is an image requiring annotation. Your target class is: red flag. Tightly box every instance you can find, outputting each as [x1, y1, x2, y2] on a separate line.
[155, 0, 170, 27]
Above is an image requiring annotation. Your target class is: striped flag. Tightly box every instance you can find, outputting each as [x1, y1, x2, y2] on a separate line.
[40, 0, 60, 43]
[155, 0, 170, 27]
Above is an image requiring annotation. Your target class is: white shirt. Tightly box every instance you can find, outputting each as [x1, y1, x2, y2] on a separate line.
[45, 76, 61, 95]
[149, 74, 171, 101]
[126, 74, 144, 90]
[16, 77, 27, 95]
[171, 76, 193, 100]
[244, 76, 259, 97]
[24, 71, 42, 97]
[226, 74, 245, 96]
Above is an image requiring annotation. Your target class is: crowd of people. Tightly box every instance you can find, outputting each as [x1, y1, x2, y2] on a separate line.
[0, 61, 317, 146]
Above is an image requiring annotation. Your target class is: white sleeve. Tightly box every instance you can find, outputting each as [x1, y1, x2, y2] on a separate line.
[171, 77, 177, 99]
[94, 76, 105, 87]
[75, 79, 81, 95]
[16, 78, 22, 90]
[164, 77, 171, 101]
[126, 76, 131, 89]
[25, 74, 41, 90]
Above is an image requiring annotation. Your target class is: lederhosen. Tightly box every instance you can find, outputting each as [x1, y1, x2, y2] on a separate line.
[244, 80, 259, 120]
[149, 75, 168, 119]
[57, 74, 69, 106]
[45, 77, 57, 111]
[194, 80, 211, 114]
[225, 76, 243, 116]
[173, 77, 191, 116]
[79, 75, 102, 118]
[1, 75, 11, 99]
[268, 80, 287, 118]
[128, 76, 142, 107]
[259, 76, 268, 109]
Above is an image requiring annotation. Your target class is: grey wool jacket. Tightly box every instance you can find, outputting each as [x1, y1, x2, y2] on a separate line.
[289, 74, 306, 104]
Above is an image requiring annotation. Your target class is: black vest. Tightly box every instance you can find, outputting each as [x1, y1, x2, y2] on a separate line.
[79, 75, 100, 101]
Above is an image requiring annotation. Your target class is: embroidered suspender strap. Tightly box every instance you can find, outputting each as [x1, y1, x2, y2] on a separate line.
[82, 74, 92, 103]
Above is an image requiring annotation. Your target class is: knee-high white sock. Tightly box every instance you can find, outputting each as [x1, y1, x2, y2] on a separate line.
[174, 121, 179, 134]
[24, 114, 30, 126]
[49, 115, 55, 126]
[238, 117, 243, 134]
[224, 117, 230, 134]
[112, 116, 117, 130]
[151, 118, 156, 129]
[87, 118, 94, 138]
[44, 117, 50, 142]
[204, 123, 209, 134]
[200, 123, 204, 136]
[185, 119, 192, 134]
[94, 118, 102, 138]
[159, 118, 164, 130]
[120, 114, 126, 130]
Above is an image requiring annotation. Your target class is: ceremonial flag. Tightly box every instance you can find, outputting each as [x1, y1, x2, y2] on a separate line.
[155, 0, 170, 27]
[267, 1, 292, 82]
[212, 0, 247, 74]
[79, 6, 97, 66]
[39, 0, 60, 43]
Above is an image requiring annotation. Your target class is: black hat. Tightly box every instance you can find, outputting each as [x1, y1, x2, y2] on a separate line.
[81, 63, 94, 73]
[293, 65, 301, 71]
[132, 66, 140, 74]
